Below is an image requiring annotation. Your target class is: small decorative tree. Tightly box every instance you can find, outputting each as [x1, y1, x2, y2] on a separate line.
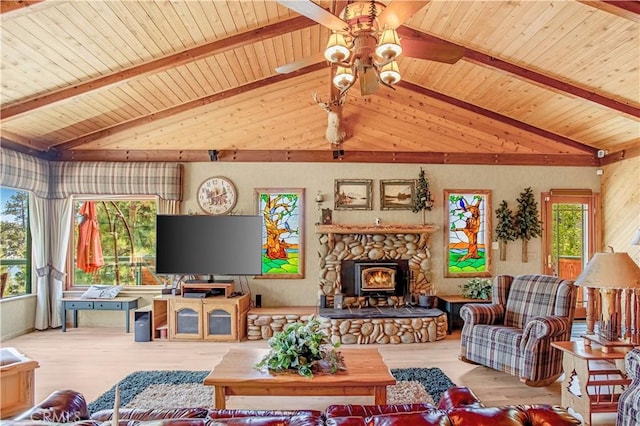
[514, 187, 543, 262]
[495, 200, 516, 261]
[412, 167, 433, 224]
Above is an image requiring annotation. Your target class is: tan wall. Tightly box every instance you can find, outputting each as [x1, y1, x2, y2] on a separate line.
[0, 295, 37, 341]
[601, 156, 640, 264]
[3, 162, 608, 335]
[184, 162, 601, 307]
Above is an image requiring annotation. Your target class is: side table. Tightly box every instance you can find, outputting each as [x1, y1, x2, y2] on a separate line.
[437, 295, 488, 334]
[61, 297, 139, 332]
[551, 340, 631, 425]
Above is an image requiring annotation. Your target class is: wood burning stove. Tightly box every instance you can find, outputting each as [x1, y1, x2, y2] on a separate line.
[339, 260, 408, 297]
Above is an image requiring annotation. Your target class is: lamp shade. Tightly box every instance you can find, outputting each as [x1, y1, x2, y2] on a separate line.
[375, 29, 402, 60]
[575, 251, 640, 289]
[379, 60, 401, 85]
[333, 66, 355, 90]
[325, 33, 350, 63]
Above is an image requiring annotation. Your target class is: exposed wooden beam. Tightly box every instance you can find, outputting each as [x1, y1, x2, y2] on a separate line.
[397, 80, 598, 155]
[579, 1, 640, 23]
[56, 149, 598, 166]
[0, 137, 57, 160]
[599, 144, 640, 165]
[0, 15, 317, 121]
[0, 129, 50, 151]
[397, 27, 640, 118]
[0, 0, 43, 15]
[54, 63, 328, 150]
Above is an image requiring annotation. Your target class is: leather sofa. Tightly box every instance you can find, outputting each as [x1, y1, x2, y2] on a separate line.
[11, 386, 580, 425]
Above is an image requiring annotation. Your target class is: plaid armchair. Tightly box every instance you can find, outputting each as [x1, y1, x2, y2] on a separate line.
[459, 274, 577, 387]
[617, 348, 640, 426]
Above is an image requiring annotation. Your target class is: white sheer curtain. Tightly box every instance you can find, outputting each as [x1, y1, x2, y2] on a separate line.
[29, 193, 50, 330]
[48, 198, 73, 328]
[158, 198, 180, 214]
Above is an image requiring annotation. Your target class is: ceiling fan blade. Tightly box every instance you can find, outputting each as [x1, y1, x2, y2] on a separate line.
[378, 1, 430, 29]
[401, 38, 465, 64]
[277, 0, 348, 32]
[276, 52, 327, 74]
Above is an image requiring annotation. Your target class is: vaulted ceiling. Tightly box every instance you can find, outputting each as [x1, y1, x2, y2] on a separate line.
[0, 0, 638, 165]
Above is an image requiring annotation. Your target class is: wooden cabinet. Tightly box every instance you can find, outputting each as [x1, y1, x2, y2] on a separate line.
[154, 293, 250, 342]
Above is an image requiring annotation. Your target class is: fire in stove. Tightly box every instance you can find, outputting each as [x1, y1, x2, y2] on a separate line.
[362, 267, 396, 291]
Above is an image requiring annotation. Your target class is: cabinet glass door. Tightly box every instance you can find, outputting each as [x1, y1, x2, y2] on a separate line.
[207, 309, 231, 335]
[176, 307, 200, 335]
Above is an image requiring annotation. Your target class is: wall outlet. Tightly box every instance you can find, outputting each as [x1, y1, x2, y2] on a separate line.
[492, 241, 499, 250]
[596, 169, 604, 175]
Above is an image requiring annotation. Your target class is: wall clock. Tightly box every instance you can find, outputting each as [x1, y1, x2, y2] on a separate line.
[197, 176, 237, 215]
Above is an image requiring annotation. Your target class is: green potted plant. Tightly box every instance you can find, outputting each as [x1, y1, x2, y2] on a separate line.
[460, 277, 492, 300]
[256, 316, 343, 378]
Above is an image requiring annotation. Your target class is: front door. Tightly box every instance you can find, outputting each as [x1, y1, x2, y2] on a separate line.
[541, 191, 601, 319]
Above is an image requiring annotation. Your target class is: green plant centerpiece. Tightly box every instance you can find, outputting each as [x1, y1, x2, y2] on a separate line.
[255, 316, 344, 378]
[460, 277, 492, 300]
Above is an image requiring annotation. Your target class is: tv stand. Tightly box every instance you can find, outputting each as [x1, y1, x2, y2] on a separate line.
[182, 282, 234, 298]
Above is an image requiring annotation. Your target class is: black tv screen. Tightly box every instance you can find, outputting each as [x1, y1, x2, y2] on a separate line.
[156, 215, 262, 276]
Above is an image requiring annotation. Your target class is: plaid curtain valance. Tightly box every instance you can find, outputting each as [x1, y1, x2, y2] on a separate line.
[49, 162, 182, 200]
[0, 147, 50, 197]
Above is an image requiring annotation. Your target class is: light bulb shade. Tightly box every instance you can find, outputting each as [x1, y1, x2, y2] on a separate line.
[379, 60, 401, 85]
[575, 251, 640, 289]
[333, 66, 355, 90]
[325, 33, 350, 63]
[376, 29, 402, 60]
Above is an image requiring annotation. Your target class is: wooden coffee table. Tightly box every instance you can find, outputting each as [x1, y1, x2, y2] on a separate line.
[203, 347, 396, 409]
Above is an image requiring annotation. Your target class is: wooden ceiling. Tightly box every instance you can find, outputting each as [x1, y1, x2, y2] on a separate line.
[1, 0, 638, 165]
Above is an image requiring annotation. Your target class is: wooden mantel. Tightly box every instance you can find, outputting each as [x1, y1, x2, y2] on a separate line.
[316, 224, 439, 234]
[315, 224, 439, 250]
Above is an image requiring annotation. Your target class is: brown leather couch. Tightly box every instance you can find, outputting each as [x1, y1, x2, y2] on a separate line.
[11, 387, 580, 425]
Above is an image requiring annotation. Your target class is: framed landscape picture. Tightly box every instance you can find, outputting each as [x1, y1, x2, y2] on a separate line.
[255, 188, 304, 279]
[444, 189, 492, 278]
[380, 179, 416, 210]
[334, 179, 373, 210]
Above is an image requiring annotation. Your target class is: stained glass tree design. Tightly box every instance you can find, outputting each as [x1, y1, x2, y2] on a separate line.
[258, 190, 304, 278]
[446, 190, 492, 277]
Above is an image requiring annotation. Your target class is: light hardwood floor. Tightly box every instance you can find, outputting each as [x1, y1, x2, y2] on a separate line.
[4, 326, 617, 425]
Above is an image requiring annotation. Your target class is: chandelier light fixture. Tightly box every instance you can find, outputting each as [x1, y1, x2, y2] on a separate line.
[324, 1, 403, 96]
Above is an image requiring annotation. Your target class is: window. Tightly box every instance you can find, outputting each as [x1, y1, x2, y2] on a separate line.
[70, 198, 158, 288]
[0, 187, 31, 297]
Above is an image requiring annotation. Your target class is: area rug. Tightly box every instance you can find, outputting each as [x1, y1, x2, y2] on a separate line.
[87, 368, 456, 414]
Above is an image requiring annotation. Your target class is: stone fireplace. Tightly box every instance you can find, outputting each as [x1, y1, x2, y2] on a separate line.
[316, 224, 438, 309]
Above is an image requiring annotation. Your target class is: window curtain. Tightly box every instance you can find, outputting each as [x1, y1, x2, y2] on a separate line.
[29, 195, 72, 330]
[29, 193, 50, 330]
[158, 198, 180, 214]
[48, 198, 73, 328]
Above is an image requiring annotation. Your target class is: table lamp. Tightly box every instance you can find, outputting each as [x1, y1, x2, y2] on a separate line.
[575, 249, 640, 350]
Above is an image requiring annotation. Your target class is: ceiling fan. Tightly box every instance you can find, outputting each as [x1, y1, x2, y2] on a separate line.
[275, 0, 465, 96]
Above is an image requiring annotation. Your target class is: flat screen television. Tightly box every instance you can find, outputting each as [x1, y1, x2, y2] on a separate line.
[156, 214, 263, 279]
